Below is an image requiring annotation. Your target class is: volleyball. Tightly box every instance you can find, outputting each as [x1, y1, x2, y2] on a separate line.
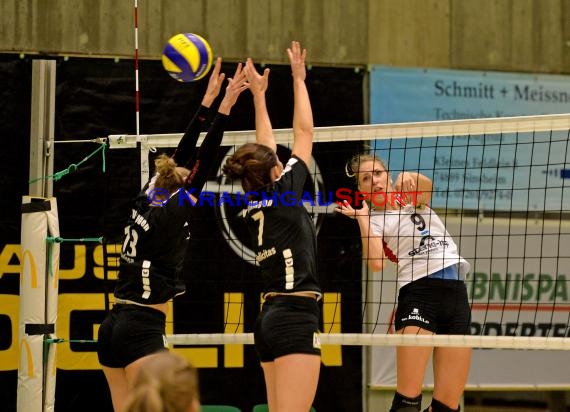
[161, 33, 214, 82]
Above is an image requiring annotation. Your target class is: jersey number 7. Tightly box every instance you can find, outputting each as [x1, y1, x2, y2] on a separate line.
[251, 210, 265, 246]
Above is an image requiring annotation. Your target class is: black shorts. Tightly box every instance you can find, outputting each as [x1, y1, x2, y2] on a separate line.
[97, 304, 168, 368]
[395, 277, 471, 334]
[254, 295, 321, 362]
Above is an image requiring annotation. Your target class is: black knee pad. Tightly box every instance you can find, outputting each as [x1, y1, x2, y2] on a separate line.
[425, 398, 460, 412]
[390, 392, 422, 412]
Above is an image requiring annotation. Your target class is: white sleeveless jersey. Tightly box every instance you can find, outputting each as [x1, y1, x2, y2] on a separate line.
[370, 204, 470, 290]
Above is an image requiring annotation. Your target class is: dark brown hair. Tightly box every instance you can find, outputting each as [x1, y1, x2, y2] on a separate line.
[222, 143, 279, 193]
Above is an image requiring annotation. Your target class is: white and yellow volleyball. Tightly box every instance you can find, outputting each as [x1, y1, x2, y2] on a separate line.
[161, 33, 214, 82]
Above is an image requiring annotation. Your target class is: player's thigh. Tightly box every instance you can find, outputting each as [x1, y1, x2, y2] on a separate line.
[102, 366, 129, 412]
[432, 346, 472, 401]
[274, 353, 320, 410]
[396, 327, 434, 396]
[261, 361, 277, 410]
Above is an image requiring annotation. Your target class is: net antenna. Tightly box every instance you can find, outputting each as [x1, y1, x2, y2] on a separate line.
[132, 0, 157, 187]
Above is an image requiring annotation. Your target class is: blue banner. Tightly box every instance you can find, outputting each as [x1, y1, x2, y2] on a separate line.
[370, 66, 570, 122]
[369, 67, 570, 211]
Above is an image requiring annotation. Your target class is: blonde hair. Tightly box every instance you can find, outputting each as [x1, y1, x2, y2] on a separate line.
[123, 351, 199, 412]
[154, 154, 190, 196]
[345, 153, 388, 182]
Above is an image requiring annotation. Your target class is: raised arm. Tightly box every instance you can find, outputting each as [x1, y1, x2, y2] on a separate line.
[173, 57, 225, 167]
[185, 63, 249, 194]
[288, 41, 313, 166]
[244, 58, 275, 151]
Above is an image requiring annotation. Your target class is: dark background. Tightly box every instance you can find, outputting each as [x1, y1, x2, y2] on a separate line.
[0, 55, 366, 412]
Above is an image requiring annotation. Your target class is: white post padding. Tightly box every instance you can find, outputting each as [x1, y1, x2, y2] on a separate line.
[19, 196, 60, 412]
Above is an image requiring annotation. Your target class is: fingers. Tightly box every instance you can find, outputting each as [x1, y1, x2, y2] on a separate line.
[243, 58, 269, 80]
[242, 58, 269, 97]
[209, 57, 224, 85]
[226, 63, 249, 92]
[212, 57, 222, 75]
[287, 41, 301, 55]
[244, 58, 258, 79]
[335, 200, 357, 219]
[227, 75, 247, 91]
[287, 41, 306, 61]
[233, 62, 243, 78]
[395, 172, 415, 193]
[287, 40, 307, 81]
[202, 57, 225, 107]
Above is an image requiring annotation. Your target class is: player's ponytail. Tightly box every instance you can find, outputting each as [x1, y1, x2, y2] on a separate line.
[154, 154, 189, 197]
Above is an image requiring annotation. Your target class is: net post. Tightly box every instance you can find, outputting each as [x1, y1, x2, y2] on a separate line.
[29, 59, 56, 198]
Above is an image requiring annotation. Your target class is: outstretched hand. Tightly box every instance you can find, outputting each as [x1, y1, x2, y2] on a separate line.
[336, 200, 370, 220]
[202, 57, 226, 108]
[218, 62, 249, 115]
[244, 58, 270, 97]
[287, 41, 307, 81]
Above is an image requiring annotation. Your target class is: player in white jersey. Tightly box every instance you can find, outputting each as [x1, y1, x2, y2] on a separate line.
[337, 154, 471, 412]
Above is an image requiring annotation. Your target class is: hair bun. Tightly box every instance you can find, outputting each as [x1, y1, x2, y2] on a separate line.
[155, 154, 177, 176]
[222, 157, 244, 179]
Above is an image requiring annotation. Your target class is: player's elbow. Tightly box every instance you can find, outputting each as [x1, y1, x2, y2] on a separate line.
[294, 129, 313, 144]
[367, 259, 384, 272]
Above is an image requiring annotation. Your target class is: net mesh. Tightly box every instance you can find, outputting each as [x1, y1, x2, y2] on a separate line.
[108, 114, 570, 350]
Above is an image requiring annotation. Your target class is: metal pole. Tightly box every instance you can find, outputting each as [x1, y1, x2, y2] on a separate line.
[29, 60, 56, 198]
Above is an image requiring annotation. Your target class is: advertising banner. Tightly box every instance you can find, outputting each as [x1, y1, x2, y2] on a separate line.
[370, 66, 570, 123]
[369, 66, 570, 212]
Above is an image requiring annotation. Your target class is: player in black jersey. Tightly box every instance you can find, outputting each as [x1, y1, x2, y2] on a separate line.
[223, 41, 321, 412]
[97, 58, 249, 412]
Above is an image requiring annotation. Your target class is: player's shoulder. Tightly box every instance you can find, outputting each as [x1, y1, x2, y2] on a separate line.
[276, 156, 310, 184]
[287, 155, 309, 171]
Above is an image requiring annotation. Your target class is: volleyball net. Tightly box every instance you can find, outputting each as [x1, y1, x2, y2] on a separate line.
[105, 113, 570, 351]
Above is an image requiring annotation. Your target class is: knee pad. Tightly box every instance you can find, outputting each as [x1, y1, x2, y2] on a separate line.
[389, 392, 422, 412]
[425, 398, 460, 412]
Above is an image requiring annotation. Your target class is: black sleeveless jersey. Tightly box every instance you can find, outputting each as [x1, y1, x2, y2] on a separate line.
[114, 106, 226, 304]
[244, 156, 321, 297]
